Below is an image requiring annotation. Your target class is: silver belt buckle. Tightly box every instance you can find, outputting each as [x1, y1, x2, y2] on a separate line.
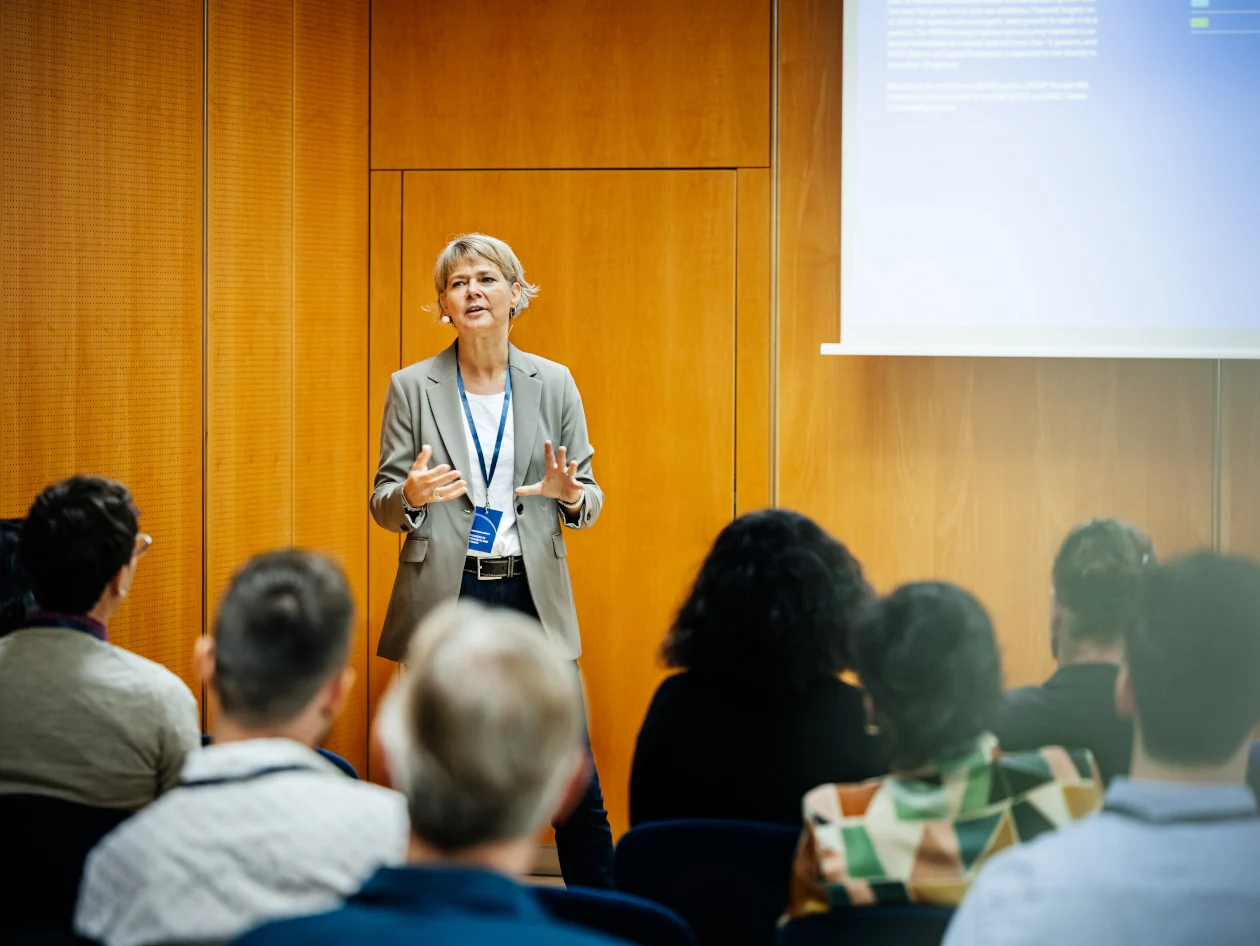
[476, 557, 506, 581]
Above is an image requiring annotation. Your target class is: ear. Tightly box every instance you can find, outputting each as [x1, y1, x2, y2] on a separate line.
[550, 751, 591, 826]
[509, 282, 522, 310]
[1114, 662, 1135, 719]
[1049, 593, 1064, 659]
[323, 666, 356, 720]
[193, 636, 216, 689]
[106, 561, 133, 601]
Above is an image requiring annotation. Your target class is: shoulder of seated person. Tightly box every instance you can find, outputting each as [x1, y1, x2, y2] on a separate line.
[997, 744, 1099, 781]
[96, 641, 197, 697]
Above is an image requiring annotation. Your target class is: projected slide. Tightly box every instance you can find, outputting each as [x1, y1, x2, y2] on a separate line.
[833, 1, 1260, 357]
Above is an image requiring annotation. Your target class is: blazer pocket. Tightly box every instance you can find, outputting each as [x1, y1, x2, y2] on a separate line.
[551, 533, 567, 558]
[399, 538, 429, 563]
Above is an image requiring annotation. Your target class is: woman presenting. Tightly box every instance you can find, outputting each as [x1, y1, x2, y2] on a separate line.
[371, 233, 613, 888]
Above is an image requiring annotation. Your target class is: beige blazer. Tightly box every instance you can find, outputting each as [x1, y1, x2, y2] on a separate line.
[371, 342, 602, 662]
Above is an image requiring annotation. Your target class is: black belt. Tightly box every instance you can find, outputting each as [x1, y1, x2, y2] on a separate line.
[465, 555, 525, 580]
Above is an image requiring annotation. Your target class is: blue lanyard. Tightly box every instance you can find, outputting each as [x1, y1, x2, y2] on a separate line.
[456, 363, 512, 510]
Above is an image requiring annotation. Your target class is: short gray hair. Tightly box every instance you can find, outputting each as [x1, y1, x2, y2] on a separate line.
[433, 233, 540, 317]
[380, 601, 582, 851]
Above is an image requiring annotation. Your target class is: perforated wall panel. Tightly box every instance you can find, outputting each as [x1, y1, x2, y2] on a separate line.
[206, 0, 294, 634]
[1, 0, 204, 690]
[294, 0, 369, 771]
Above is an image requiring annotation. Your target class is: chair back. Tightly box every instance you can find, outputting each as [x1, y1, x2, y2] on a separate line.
[614, 819, 800, 946]
[0, 794, 132, 933]
[536, 885, 697, 946]
[315, 747, 359, 779]
[777, 906, 954, 946]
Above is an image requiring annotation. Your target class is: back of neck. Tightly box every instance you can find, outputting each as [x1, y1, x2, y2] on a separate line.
[1058, 639, 1124, 669]
[1129, 737, 1250, 785]
[211, 716, 314, 748]
[407, 835, 533, 878]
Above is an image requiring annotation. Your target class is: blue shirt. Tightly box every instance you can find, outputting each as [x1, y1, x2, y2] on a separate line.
[233, 865, 625, 946]
[943, 777, 1260, 946]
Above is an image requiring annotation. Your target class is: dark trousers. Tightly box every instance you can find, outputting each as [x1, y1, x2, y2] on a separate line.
[458, 569, 616, 889]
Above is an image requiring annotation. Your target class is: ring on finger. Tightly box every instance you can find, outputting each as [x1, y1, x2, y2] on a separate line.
[434, 486, 443, 501]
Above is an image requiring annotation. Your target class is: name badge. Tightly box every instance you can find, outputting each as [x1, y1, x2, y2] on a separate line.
[468, 506, 504, 554]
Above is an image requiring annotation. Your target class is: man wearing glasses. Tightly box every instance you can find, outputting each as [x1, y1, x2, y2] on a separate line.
[0, 475, 200, 810]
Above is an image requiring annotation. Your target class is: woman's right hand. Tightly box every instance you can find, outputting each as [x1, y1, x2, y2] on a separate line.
[404, 444, 468, 507]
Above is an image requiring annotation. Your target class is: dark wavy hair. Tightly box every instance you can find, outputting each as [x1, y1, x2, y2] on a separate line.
[1, 519, 36, 635]
[20, 477, 139, 614]
[661, 509, 871, 693]
[1053, 518, 1154, 649]
[852, 582, 1001, 772]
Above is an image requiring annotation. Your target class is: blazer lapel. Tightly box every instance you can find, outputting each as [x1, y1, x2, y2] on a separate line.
[510, 344, 542, 488]
[425, 342, 473, 486]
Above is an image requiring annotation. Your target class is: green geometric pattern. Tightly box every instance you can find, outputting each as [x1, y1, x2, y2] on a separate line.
[785, 734, 1103, 917]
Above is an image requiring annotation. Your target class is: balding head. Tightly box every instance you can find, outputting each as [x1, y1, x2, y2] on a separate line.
[380, 601, 584, 853]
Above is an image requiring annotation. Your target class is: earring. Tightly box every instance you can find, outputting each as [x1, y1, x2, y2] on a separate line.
[865, 721, 881, 737]
[509, 306, 516, 318]
[440, 314, 452, 324]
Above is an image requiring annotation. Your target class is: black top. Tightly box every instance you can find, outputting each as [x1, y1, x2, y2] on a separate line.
[991, 663, 1132, 785]
[629, 671, 887, 828]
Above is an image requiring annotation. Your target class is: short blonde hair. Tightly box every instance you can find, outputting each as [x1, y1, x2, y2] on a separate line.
[380, 600, 582, 851]
[433, 233, 540, 318]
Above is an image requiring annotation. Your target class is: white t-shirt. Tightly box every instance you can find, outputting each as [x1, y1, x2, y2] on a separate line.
[459, 390, 521, 557]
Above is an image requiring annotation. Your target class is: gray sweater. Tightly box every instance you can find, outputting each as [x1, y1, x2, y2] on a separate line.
[0, 625, 201, 809]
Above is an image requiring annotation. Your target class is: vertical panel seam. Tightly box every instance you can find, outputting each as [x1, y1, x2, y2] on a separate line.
[201, 0, 210, 731]
[291, 0, 297, 549]
[366, 0, 374, 779]
[769, 0, 780, 508]
[733, 171, 739, 520]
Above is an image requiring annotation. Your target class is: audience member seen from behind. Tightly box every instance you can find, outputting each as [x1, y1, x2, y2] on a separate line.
[235, 600, 622, 946]
[784, 583, 1102, 916]
[0, 518, 36, 635]
[629, 510, 886, 827]
[0, 477, 199, 809]
[945, 552, 1260, 946]
[75, 551, 409, 946]
[992, 518, 1153, 784]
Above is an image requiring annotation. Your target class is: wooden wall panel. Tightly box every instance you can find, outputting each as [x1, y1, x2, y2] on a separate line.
[777, 0, 1215, 690]
[208, 0, 369, 760]
[0, 0, 203, 690]
[399, 170, 737, 834]
[367, 170, 403, 778]
[1222, 361, 1260, 559]
[736, 168, 772, 514]
[294, 0, 370, 774]
[372, 0, 770, 170]
[206, 0, 294, 651]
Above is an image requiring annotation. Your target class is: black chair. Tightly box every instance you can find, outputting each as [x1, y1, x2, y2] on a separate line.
[0, 794, 132, 933]
[536, 885, 697, 946]
[614, 819, 801, 946]
[316, 747, 359, 779]
[777, 906, 954, 946]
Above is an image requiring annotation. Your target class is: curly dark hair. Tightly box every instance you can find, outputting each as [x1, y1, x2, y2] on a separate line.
[852, 582, 1001, 772]
[1, 519, 36, 634]
[1052, 518, 1154, 649]
[661, 509, 871, 693]
[20, 476, 139, 614]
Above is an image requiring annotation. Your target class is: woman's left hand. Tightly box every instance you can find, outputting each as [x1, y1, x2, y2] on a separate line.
[515, 441, 586, 505]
